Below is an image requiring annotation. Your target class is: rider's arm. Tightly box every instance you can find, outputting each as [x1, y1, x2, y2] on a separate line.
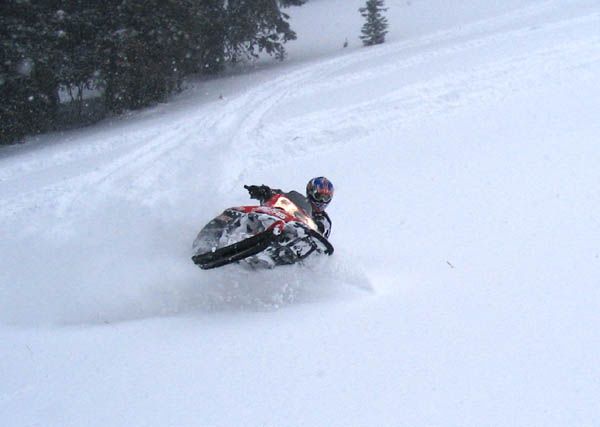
[244, 185, 283, 204]
[314, 211, 332, 238]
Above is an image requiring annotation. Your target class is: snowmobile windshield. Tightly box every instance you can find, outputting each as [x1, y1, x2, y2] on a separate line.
[284, 191, 313, 217]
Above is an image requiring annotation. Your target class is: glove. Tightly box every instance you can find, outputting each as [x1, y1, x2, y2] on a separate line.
[244, 185, 272, 201]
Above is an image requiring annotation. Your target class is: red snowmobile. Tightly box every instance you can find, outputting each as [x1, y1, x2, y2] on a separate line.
[191, 191, 334, 270]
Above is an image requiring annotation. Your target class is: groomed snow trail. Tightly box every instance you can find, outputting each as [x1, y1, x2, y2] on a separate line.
[1, 0, 600, 426]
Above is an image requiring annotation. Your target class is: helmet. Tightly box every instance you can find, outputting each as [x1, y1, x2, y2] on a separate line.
[306, 177, 334, 212]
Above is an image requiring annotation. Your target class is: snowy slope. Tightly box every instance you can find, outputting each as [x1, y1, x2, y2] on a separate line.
[2, 0, 600, 426]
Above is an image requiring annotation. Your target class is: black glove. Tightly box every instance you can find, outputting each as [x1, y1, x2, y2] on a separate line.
[244, 185, 273, 201]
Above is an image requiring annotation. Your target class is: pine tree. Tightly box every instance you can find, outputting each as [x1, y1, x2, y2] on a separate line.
[1, 0, 61, 143]
[225, 0, 301, 62]
[51, 3, 104, 115]
[1, 0, 307, 144]
[359, 0, 388, 46]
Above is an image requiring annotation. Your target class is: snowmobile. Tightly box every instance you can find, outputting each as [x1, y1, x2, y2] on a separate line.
[191, 191, 334, 270]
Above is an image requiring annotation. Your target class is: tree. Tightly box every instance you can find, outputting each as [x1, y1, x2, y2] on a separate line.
[359, 0, 388, 46]
[0, 0, 61, 144]
[225, 0, 301, 62]
[50, 4, 104, 116]
[1, 0, 307, 144]
[183, 0, 227, 75]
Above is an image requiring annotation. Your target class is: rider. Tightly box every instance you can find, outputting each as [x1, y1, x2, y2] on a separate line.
[244, 177, 334, 238]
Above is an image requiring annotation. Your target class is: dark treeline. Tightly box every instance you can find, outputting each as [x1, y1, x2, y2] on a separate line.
[0, 0, 305, 144]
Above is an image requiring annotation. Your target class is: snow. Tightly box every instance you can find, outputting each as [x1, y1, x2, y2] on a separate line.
[2, 0, 600, 425]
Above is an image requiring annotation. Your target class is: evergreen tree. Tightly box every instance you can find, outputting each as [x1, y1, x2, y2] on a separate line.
[225, 0, 304, 62]
[1, 1, 61, 144]
[359, 0, 388, 46]
[184, 0, 227, 75]
[97, 0, 181, 112]
[50, 3, 104, 115]
[1, 0, 307, 144]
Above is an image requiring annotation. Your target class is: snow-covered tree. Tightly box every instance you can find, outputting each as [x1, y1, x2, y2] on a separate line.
[359, 0, 388, 46]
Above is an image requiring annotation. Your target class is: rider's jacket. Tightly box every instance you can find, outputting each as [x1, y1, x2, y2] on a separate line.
[247, 185, 332, 238]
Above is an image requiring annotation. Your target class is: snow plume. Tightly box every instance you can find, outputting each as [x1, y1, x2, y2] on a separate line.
[195, 251, 373, 312]
[0, 195, 369, 326]
[0, 198, 188, 325]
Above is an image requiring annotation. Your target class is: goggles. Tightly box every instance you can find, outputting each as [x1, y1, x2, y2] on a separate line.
[312, 190, 332, 203]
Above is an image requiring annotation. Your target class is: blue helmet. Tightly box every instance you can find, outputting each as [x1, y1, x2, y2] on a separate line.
[306, 177, 334, 212]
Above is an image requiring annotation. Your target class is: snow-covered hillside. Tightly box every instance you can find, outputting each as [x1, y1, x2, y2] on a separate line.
[2, 0, 600, 425]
